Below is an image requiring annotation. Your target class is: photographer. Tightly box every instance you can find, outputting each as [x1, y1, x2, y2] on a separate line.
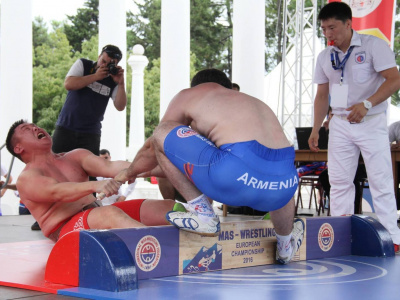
[52, 44, 127, 156]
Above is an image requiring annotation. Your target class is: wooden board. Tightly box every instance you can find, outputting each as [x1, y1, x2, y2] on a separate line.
[178, 219, 307, 274]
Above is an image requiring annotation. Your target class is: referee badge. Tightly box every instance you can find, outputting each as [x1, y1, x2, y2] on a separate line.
[355, 51, 366, 64]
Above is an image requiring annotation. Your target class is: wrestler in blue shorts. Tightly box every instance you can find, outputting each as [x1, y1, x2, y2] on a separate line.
[164, 126, 299, 212]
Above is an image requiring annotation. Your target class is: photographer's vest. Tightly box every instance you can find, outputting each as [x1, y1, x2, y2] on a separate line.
[55, 58, 117, 134]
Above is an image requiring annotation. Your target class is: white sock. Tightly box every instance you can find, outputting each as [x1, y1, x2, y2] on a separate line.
[276, 233, 293, 258]
[187, 194, 216, 221]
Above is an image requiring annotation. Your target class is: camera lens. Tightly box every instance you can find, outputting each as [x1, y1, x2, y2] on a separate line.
[108, 63, 119, 75]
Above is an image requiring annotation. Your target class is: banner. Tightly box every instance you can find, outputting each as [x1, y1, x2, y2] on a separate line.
[329, 0, 396, 47]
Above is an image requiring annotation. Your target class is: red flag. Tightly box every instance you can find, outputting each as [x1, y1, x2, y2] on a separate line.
[328, 0, 396, 47]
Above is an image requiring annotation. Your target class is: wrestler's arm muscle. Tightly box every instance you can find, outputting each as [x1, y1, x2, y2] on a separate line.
[79, 149, 131, 178]
[160, 89, 192, 124]
[115, 137, 158, 183]
[17, 169, 98, 203]
[115, 89, 194, 183]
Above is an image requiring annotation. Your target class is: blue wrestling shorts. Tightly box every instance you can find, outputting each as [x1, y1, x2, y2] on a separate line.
[163, 126, 298, 211]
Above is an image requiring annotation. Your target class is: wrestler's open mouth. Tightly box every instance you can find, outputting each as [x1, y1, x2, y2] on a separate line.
[38, 132, 45, 139]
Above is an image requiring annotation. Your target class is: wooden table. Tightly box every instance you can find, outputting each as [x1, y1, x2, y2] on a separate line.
[295, 149, 400, 201]
[295, 150, 328, 163]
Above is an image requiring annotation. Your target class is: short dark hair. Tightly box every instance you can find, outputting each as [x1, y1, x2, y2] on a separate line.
[6, 119, 27, 162]
[101, 45, 122, 61]
[318, 1, 352, 23]
[232, 83, 240, 91]
[191, 69, 232, 89]
[100, 149, 110, 156]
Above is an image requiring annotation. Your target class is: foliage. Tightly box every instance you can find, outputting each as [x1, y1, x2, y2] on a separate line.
[265, 0, 284, 72]
[32, 17, 49, 53]
[80, 35, 99, 61]
[127, 0, 233, 75]
[189, 0, 232, 74]
[33, 28, 76, 134]
[131, 52, 197, 140]
[143, 57, 161, 138]
[63, 0, 99, 54]
[392, 0, 400, 105]
[30, 0, 400, 136]
[36, 95, 66, 132]
[127, 0, 161, 69]
[32, 15, 99, 135]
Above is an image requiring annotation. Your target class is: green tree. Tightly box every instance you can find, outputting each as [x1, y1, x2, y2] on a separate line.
[33, 28, 76, 134]
[125, 52, 198, 141]
[127, 0, 161, 69]
[143, 57, 161, 138]
[392, 0, 400, 106]
[31, 0, 400, 137]
[32, 0, 101, 135]
[33, 33, 100, 135]
[265, 0, 284, 72]
[80, 35, 99, 60]
[127, 0, 233, 75]
[190, 0, 231, 74]
[32, 17, 49, 51]
[64, 0, 99, 53]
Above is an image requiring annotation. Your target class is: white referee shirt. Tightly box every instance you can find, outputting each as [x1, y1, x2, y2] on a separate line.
[314, 31, 396, 116]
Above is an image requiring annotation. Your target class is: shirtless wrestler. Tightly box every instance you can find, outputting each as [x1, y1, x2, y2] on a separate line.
[6, 120, 181, 242]
[115, 69, 305, 264]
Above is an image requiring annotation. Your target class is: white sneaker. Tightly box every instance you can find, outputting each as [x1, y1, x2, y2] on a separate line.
[276, 218, 305, 264]
[166, 211, 220, 237]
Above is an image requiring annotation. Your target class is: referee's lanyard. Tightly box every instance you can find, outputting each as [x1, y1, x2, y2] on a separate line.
[330, 45, 354, 85]
[330, 46, 355, 108]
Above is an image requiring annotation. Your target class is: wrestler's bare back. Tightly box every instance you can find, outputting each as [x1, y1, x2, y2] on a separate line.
[162, 83, 290, 149]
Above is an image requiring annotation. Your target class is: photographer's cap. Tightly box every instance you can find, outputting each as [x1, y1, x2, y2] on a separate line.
[101, 45, 122, 61]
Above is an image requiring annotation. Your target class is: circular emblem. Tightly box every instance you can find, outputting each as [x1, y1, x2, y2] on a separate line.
[135, 235, 161, 272]
[318, 223, 334, 252]
[356, 54, 365, 63]
[176, 127, 197, 138]
[342, 0, 381, 18]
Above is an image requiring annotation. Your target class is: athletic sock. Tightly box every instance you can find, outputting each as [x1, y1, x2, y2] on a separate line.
[276, 233, 293, 258]
[187, 194, 217, 222]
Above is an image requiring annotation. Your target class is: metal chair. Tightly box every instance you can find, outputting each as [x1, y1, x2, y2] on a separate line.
[295, 175, 324, 216]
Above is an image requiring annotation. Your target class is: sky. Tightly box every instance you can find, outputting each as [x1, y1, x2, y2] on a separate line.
[32, 0, 86, 25]
[30, 0, 138, 28]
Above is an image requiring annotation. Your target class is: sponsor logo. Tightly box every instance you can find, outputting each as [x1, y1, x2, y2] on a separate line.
[355, 51, 366, 64]
[318, 223, 334, 252]
[73, 216, 85, 231]
[135, 235, 161, 272]
[184, 162, 194, 183]
[176, 127, 197, 138]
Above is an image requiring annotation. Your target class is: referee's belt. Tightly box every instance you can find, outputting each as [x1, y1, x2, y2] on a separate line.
[334, 112, 382, 124]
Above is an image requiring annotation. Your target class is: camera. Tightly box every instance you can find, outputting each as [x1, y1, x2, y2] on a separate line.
[107, 62, 119, 75]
